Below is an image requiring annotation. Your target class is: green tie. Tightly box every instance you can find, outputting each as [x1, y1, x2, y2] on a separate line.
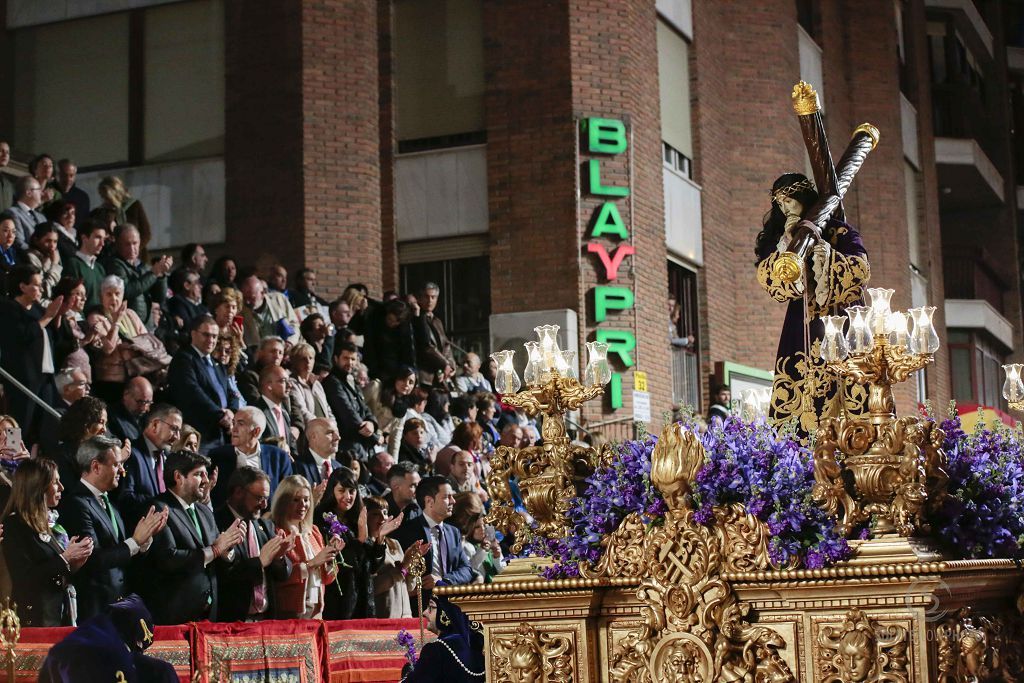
[100, 493, 120, 540]
[186, 506, 203, 541]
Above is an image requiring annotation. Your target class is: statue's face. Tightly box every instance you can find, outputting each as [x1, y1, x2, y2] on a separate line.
[840, 645, 872, 681]
[778, 196, 803, 218]
[508, 664, 538, 683]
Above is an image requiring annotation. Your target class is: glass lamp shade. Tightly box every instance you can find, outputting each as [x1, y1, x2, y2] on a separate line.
[523, 341, 545, 386]
[887, 311, 909, 346]
[559, 350, 578, 380]
[490, 350, 521, 395]
[820, 316, 849, 362]
[534, 324, 562, 372]
[1002, 363, 1024, 403]
[845, 306, 874, 354]
[866, 288, 895, 335]
[907, 306, 940, 354]
[583, 341, 613, 387]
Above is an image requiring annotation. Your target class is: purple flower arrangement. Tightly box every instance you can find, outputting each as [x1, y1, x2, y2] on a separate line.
[529, 435, 666, 579]
[691, 417, 850, 569]
[322, 512, 350, 539]
[926, 410, 1024, 560]
[528, 417, 851, 577]
[397, 629, 417, 666]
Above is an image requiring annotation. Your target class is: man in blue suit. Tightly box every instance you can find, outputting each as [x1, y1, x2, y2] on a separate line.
[116, 404, 182, 526]
[57, 435, 169, 621]
[207, 406, 292, 508]
[391, 475, 475, 601]
[291, 417, 343, 488]
[165, 315, 238, 451]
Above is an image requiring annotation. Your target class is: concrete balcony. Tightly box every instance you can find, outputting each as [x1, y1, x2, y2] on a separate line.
[925, 0, 993, 57]
[934, 137, 1004, 209]
[945, 298, 1015, 352]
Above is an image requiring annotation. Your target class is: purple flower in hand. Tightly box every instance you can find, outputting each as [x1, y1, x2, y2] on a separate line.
[323, 512, 350, 540]
[397, 629, 417, 666]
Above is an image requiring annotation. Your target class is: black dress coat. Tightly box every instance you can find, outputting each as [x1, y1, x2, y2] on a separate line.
[213, 505, 291, 622]
[314, 514, 385, 620]
[1, 512, 73, 626]
[57, 480, 134, 621]
[143, 491, 230, 624]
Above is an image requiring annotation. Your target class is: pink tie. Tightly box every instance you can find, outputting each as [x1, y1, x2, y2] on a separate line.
[154, 453, 166, 493]
[248, 522, 267, 614]
[274, 405, 287, 440]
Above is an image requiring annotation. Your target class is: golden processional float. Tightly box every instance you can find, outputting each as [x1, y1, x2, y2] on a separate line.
[436, 84, 1024, 682]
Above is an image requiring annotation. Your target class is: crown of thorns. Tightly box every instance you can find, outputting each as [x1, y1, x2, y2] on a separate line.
[771, 177, 816, 203]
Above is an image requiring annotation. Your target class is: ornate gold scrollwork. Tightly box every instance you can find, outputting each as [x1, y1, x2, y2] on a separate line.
[817, 609, 909, 682]
[604, 424, 795, 683]
[934, 607, 1021, 682]
[486, 373, 603, 550]
[490, 623, 573, 683]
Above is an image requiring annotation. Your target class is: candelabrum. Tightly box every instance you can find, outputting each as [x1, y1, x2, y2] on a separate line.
[812, 288, 948, 540]
[1, 598, 19, 683]
[1003, 363, 1024, 412]
[485, 327, 611, 556]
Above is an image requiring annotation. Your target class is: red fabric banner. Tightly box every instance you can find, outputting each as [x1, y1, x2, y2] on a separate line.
[16, 618, 425, 683]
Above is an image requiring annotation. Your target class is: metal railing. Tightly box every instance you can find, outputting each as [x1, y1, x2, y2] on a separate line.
[0, 366, 61, 419]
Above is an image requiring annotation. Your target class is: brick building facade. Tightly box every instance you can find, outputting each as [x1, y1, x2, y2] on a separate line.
[1, 0, 1021, 433]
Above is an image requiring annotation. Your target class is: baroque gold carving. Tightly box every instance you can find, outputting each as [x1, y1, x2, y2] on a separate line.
[490, 623, 573, 683]
[934, 607, 1022, 682]
[603, 424, 795, 683]
[815, 335, 948, 537]
[486, 373, 603, 551]
[816, 609, 909, 682]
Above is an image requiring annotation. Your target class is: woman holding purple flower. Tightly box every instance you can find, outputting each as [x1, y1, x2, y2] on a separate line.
[314, 467, 398, 619]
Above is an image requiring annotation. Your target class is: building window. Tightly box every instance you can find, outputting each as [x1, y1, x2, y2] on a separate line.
[393, 0, 485, 148]
[796, 0, 817, 36]
[662, 143, 692, 180]
[949, 330, 1007, 409]
[400, 254, 491, 359]
[13, 0, 224, 168]
[668, 261, 700, 410]
[657, 19, 693, 168]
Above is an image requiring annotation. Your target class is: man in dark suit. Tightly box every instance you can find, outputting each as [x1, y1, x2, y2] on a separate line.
[144, 450, 245, 625]
[365, 448, 394, 498]
[165, 315, 238, 451]
[36, 368, 89, 458]
[7, 175, 47, 251]
[236, 336, 285, 406]
[384, 462, 422, 523]
[254, 365, 300, 456]
[55, 159, 91, 230]
[106, 377, 152, 444]
[57, 435, 169, 621]
[292, 417, 343, 488]
[116, 404, 181, 526]
[215, 467, 292, 622]
[413, 282, 456, 386]
[207, 406, 292, 508]
[322, 341, 379, 461]
[391, 475, 474, 596]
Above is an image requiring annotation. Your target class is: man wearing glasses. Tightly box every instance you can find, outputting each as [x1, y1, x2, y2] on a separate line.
[108, 377, 154, 444]
[117, 403, 182, 526]
[6, 175, 47, 251]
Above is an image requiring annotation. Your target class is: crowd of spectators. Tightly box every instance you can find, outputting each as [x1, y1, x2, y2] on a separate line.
[0, 145, 537, 627]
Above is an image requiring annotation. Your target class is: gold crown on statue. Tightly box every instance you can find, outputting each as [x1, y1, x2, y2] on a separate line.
[771, 177, 816, 204]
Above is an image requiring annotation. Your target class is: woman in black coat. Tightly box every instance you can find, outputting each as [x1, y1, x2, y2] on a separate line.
[2, 458, 92, 626]
[313, 467, 390, 620]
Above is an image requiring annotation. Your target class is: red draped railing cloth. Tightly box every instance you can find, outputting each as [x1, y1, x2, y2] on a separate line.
[15, 618, 425, 683]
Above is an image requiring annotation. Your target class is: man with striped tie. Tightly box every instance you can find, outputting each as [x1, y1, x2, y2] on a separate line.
[58, 435, 169, 621]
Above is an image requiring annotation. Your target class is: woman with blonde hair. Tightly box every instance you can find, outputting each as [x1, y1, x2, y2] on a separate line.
[269, 475, 342, 619]
[98, 176, 151, 253]
[2, 458, 93, 625]
[288, 343, 334, 428]
[172, 424, 201, 453]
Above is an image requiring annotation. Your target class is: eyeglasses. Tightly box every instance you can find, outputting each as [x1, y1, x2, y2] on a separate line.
[157, 419, 182, 435]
